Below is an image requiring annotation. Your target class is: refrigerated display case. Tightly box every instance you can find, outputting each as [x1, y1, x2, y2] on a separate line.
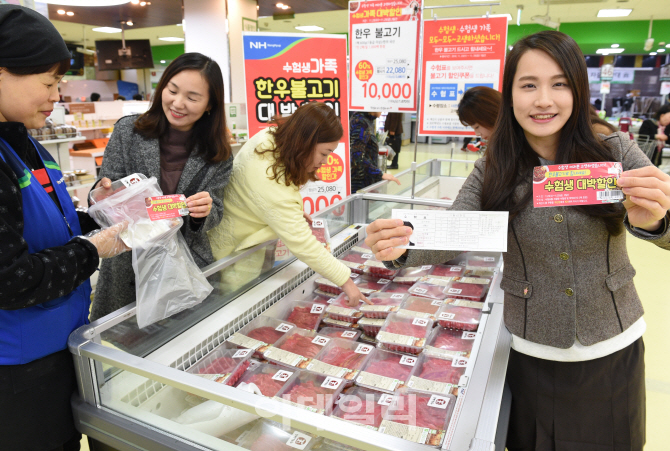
[69, 161, 511, 451]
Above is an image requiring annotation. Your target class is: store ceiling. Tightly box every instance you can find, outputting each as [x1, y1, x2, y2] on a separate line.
[47, 0, 182, 29]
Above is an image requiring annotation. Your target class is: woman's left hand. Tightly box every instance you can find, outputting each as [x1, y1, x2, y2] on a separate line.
[618, 166, 670, 231]
[186, 191, 213, 218]
[303, 211, 313, 224]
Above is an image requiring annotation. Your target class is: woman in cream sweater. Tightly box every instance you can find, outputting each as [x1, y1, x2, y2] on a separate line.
[209, 102, 367, 306]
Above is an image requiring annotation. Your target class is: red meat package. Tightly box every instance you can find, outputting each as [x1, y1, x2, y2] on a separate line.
[307, 293, 333, 305]
[363, 260, 399, 279]
[317, 327, 361, 341]
[321, 315, 360, 330]
[276, 301, 326, 331]
[397, 296, 443, 320]
[407, 277, 451, 300]
[380, 282, 411, 294]
[331, 387, 393, 430]
[398, 265, 433, 278]
[379, 391, 456, 447]
[436, 302, 482, 331]
[430, 264, 465, 278]
[263, 329, 331, 368]
[376, 313, 433, 354]
[407, 353, 466, 396]
[310, 219, 331, 251]
[359, 292, 406, 319]
[227, 316, 296, 357]
[356, 276, 392, 295]
[234, 363, 295, 397]
[306, 340, 373, 381]
[326, 293, 364, 323]
[357, 317, 385, 337]
[315, 278, 345, 295]
[188, 347, 252, 388]
[425, 327, 476, 358]
[340, 251, 372, 265]
[356, 348, 417, 393]
[274, 371, 345, 415]
[339, 259, 367, 274]
[239, 420, 318, 451]
[445, 279, 488, 302]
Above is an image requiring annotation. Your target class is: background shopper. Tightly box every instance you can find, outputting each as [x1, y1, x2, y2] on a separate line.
[639, 104, 670, 167]
[0, 6, 128, 450]
[383, 112, 403, 169]
[457, 86, 502, 151]
[90, 52, 233, 321]
[365, 31, 670, 450]
[209, 102, 368, 307]
[350, 111, 400, 191]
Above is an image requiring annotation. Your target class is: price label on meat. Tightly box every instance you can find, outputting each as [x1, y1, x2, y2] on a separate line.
[341, 331, 358, 338]
[452, 357, 469, 367]
[349, 0, 421, 112]
[356, 371, 401, 392]
[377, 331, 420, 346]
[412, 317, 429, 327]
[447, 288, 462, 295]
[462, 331, 477, 340]
[307, 360, 352, 378]
[322, 317, 355, 328]
[399, 355, 417, 366]
[439, 312, 456, 320]
[391, 293, 405, 299]
[326, 306, 359, 317]
[228, 333, 265, 350]
[275, 323, 294, 333]
[310, 304, 325, 314]
[378, 393, 396, 405]
[408, 376, 455, 395]
[263, 347, 308, 367]
[355, 344, 373, 354]
[458, 277, 490, 285]
[272, 370, 294, 382]
[360, 304, 393, 313]
[145, 194, 189, 221]
[312, 336, 331, 346]
[427, 394, 451, 409]
[286, 432, 312, 450]
[321, 376, 344, 389]
[232, 349, 252, 358]
[449, 299, 484, 310]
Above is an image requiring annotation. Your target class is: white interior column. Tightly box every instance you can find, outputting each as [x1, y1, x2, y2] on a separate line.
[183, 0, 232, 103]
[226, 0, 258, 104]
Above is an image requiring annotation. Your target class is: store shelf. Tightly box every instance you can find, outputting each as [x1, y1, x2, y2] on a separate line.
[38, 136, 86, 145]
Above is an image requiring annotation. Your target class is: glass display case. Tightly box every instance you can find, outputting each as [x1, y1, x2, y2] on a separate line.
[69, 170, 511, 451]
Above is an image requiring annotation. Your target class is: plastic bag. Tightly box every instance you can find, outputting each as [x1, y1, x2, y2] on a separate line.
[88, 174, 212, 328]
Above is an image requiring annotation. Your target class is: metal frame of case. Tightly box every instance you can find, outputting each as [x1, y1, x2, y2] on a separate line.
[69, 161, 511, 451]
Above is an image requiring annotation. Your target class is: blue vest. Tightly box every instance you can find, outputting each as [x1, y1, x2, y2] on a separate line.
[0, 136, 91, 365]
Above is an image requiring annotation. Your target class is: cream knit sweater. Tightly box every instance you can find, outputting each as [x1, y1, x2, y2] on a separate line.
[208, 128, 351, 286]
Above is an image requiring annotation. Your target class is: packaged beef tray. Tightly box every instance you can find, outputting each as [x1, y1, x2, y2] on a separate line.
[465, 254, 500, 272]
[429, 264, 465, 278]
[331, 386, 394, 430]
[359, 292, 406, 319]
[339, 259, 367, 274]
[376, 313, 433, 354]
[445, 278, 489, 302]
[320, 314, 360, 330]
[355, 348, 416, 393]
[187, 346, 252, 388]
[357, 317, 385, 337]
[227, 316, 297, 358]
[263, 329, 331, 368]
[363, 259, 398, 279]
[425, 327, 477, 358]
[340, 250, 373, 266]
[273, 300, 326, 331]
[397, 265, 433, 278]
[306, 339, 373, 381]
[406, 352, 466, 396]
[407, 277, 451, 300]
[238, 419, 319, 451]
[397, 296, 443, 320]
[436, 301, 482, 331]
[379, 391, 456, 447]
[234, 363, 296, 397]
[274, 370, 345, 415]
[326, 293, 364, 323]
[317, 327, 361, 341]
[355, 275, 392, 295]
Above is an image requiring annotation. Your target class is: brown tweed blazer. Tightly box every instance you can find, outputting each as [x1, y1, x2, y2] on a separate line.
[397, 132, 670, 348]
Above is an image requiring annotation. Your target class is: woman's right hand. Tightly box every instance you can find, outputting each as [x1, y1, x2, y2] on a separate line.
[341, 278, 372, 306]
[86, 222, 130, 258]
[365, 218, 412, 262]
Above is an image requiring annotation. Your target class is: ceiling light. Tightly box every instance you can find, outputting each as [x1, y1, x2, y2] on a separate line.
[66, 11, 74, 16]
[276, 2, 284, 6]
[126, 20, 133, 26]
[611, 44, 619, 48]
[282, 5, 289, 9]
[160, 60, 166, 64]
[44, 1, 131, 5]
[596, 48, 624, 54]
[657, 49, 666, 52]
[650, 52, 657, 56]
[57, 9, 65, 14]
[483, 13, 512, 22]
[140, 1, 146, 5]
[159, 37, 185, 42]
[92, 27, 122, 33]
[597, 9, 632, 18]
[295, 25, 324, 32]
[666, 44, 670, 48]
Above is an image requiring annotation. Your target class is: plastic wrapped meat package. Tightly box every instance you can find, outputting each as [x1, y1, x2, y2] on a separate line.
[397, 296, 443, 320]
[397, 265, 433, 278]
[436, 301, 482, 331]
[331, 386, 393, 430]
[237, 420, 319, 451]
[407, 277, 451, 300]
[376, 313, 433, 354]
[466, 253, 500, 269]
[380, 282, 410, 294]
[425, 327, 477, 358]
[317, 327, 361, 341]
[356, 317, 385, 337]
[355, 276, 392, 295]
[310, 220, 330, 251]
[187, 346, 252, 387]
[363, 259, 398, 279]
[359, 292, 406, 319]
[406, 352, 465, 396]
[321, 315, 360, 330]
[379, 390, 456, 447]
[272, 300, 326, 331]
[234, 363, 296, 397]
[314, 277, 345, 296]
[227, 316, 296, 358]
[88, 174, 212, 328]
[429, 264, 465, 278]
[274, 370, 346, 415]
[445, 278, 490, 302]
[306, 339, 373, 381]
[307, 293, 333, 305]
[340, 250, 373, 266]
[355, 348, 416, 393]
[325, 293, 364, 323]
[263, 329, 331, 368]
[338, 259, 367, 274]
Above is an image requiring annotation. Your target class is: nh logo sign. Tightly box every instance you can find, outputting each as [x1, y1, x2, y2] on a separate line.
[250, 42, 267, 49]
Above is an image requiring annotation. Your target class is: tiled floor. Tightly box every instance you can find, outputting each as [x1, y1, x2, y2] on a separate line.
[80, 140, 669, 449]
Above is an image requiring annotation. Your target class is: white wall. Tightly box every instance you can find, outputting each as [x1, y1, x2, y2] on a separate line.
[227, 0, 258, 104]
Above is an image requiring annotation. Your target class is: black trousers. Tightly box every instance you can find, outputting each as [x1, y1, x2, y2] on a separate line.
[388, 134, 402, 167]
[506, 338, 645, 451]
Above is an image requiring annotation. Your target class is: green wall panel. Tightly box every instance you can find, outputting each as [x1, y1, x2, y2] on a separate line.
[151, 44, 185, 63]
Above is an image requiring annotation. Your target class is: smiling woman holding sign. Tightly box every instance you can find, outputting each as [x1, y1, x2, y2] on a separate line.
[209, 102, 368, 307]
[366, 31, 670, 450]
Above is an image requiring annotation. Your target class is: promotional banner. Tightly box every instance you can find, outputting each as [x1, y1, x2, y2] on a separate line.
[242, 32, 350, 215]
[349, 0, 421, 112]
[419, 17, 507, 136]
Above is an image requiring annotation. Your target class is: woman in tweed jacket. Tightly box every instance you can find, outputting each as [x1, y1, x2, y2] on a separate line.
[367, 32, 670, 450]
[89, 53, 233, 321]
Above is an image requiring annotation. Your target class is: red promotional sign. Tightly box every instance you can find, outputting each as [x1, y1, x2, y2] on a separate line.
[419, 17, 507, 136]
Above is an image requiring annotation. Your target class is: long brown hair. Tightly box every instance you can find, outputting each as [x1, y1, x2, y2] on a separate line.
[481, 31, 625, 235]
[457, 86, 502, 129]
[134, 52, 231, 163]
[258, 102, 343, 187]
